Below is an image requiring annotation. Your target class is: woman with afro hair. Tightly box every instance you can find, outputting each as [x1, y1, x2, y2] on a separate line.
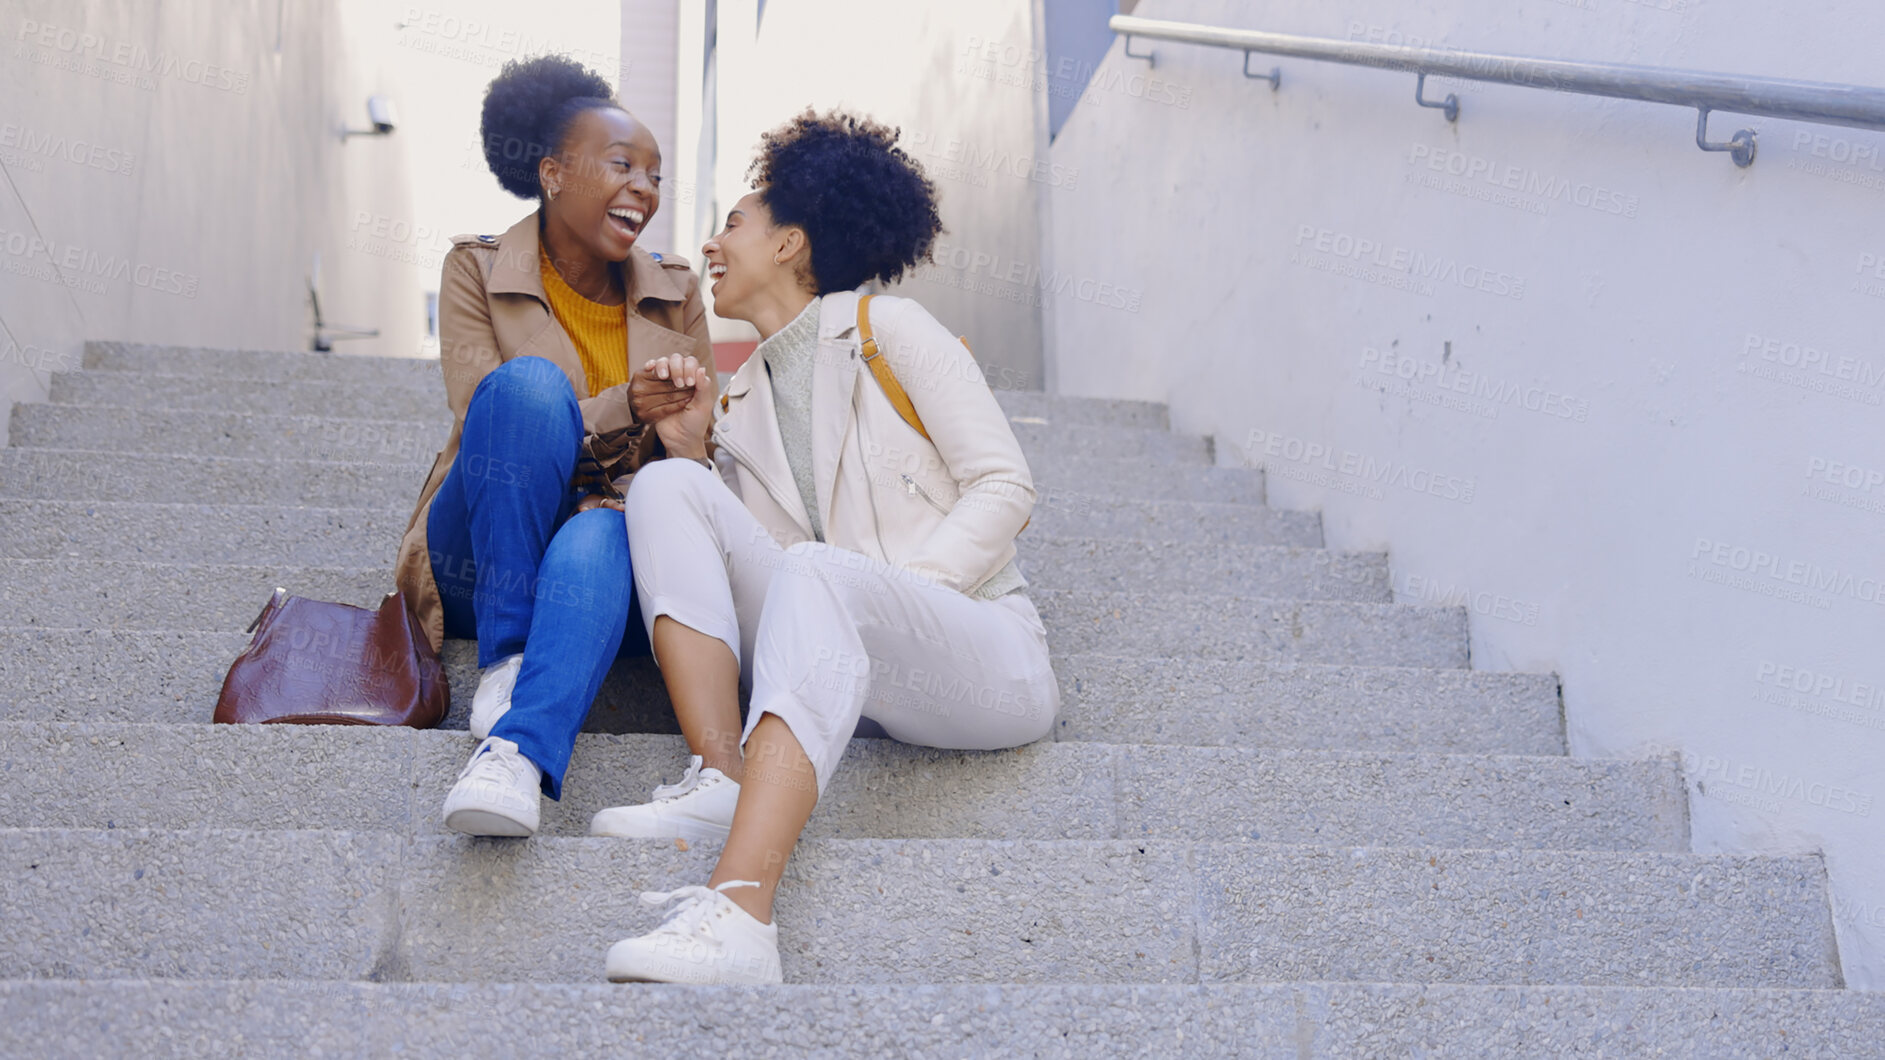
[391, 55, 716, 837]
[595, 109, 1058, 984]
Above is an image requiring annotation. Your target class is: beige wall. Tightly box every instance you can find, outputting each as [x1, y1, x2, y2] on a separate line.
[700, 0, 1049, 386]
[620, 0, 683, 257]
[0, 0, 426, 413]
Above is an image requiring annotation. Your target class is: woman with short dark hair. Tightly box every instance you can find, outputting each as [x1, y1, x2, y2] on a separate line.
[390, 55, 714, 836]
[597, 109, 1057, 984]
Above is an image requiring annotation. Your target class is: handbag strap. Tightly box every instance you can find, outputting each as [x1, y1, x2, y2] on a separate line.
[856, 295, 931, 441]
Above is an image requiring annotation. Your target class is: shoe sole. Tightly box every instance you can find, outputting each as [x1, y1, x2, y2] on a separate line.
[587, 815, 732, 843]
[603, 966, 780, 985]
[443, 807, 536, 837]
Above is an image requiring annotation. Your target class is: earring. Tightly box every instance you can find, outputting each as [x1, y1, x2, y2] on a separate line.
[547, 187, 558, 203]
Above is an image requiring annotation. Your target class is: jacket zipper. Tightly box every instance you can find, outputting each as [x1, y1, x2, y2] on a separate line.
[900, 473, 951, 515]
[709, 430, 812, 536]
[845, 351, 891, 559]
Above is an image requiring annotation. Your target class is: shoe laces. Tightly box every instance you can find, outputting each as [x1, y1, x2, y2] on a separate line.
[650, 755, 713, 802]
[458, 736, 532, 788]
[639, 879, 761, 944]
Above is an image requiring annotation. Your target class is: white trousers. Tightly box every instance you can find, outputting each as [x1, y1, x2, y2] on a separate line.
[624, 459, 1059, 794]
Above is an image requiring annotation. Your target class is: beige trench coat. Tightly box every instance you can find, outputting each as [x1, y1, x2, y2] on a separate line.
[393, 210, 713, 651]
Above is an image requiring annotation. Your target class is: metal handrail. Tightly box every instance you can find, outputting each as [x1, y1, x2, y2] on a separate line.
[1110, 14, 1885, 167]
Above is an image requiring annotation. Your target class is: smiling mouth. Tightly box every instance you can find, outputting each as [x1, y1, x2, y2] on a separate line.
[606, 206, 646, 239]
[707, 262, 727, 286]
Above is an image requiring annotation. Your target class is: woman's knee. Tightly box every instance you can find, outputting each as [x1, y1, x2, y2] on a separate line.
[625, 458, 717, 535]
[542, 508, 633, 606]
[550, 507, 631, 565]
[470, 357, 581, 435]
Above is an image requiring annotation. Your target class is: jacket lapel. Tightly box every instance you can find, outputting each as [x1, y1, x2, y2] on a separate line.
[488, 212, 589, 398]
[812, 292, 863, 537]
[715, 352, 814, 537]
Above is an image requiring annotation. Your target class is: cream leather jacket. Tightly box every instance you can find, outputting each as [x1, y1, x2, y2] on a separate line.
[710, 290, 1033, 596]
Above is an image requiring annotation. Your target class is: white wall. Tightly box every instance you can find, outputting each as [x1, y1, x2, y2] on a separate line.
[1050, 0, 1885, 985]
[0, 0, 424, 411]
[621, 0, 682, 257]
[0, 0, 630, 399]
[366, 0, 622, 357]
[698, 0, 1051, 384]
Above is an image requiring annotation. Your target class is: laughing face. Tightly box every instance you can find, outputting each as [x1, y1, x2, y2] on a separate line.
[542, 107, 661, 265]
[700, 191, 803, 321]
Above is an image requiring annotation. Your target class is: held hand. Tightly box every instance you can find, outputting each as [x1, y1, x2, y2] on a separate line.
[628, 353, 706, 424]
[648, 353, 713, 461]
[574, 494, 625, 514]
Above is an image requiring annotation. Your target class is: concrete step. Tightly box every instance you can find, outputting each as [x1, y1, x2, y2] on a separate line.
[53, 365, 1174, 432]
[82, 341, 443, 386]
[0, 560, 392, 631]
[51, 370, 448, 422]
[1034, 589, 1466, 668]
[0, 561, 1462, 666]
[0, 723, 1685, 851]
[6, 979, 1879, 1058]
[0, 828, 1836, 987]
[1022, 538, 1385, 598]
[1053, 655, 1565, 754]
[9, 403, 1209, 466]
[0, 446, 1273, 508]
[0, 500, 1344, 581]
[77, 343, 1178, 429]
[0, 632, 1562, 754]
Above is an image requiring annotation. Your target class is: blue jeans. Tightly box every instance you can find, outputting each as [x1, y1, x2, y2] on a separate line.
[427, 356, 647, 799]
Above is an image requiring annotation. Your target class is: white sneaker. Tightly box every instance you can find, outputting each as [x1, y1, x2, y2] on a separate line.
[442, 736, 541, 837]
[469, 653, 524, 740]
[588, 755, 740, 841]
[605, 879, 782, 984]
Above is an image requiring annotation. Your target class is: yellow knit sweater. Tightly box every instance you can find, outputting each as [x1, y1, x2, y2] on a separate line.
[539, 245, 628, 395]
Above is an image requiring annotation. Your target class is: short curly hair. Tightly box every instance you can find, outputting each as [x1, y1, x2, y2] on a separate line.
[480, 55, 620, 200]
[748, 109, 943, 294]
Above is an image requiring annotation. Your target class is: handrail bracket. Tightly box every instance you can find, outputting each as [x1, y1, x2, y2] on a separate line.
[1696, 108, 1757, 167]
[1243, 51, 1281, 90]
[1416, 72, 1460, 123]
[1123, 34, 1154, 67]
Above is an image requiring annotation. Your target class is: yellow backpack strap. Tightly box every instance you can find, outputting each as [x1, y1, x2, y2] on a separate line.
[857, 295, 930, 441]
[857, 296, 1029, 535]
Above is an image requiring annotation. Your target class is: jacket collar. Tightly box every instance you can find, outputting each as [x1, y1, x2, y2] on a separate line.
[715, 291, 874, 539]
[488, 209, 690, 307]
[817, 288, 864, 341]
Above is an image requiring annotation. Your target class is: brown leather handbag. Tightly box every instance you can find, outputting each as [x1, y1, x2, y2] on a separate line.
[214, 588, 449, 727]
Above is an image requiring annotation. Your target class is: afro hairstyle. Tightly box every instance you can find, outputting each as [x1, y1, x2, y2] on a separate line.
[480, 55, 620, 199]
[747, 109, 944, 294]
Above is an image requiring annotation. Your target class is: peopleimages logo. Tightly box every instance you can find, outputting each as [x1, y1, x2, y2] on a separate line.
[1292, 226, 1526, 300]
[0, 228, 198, 298]
[1689, 537, 1885, 607]
[0, 123, 136, 176]
[1755, 661, 1885, 710]
[1406, 144, 1640, 218]
[1358, 347, 1590, 422]
[1683, 751, 1873, 818]
[1243, 428, 1476, 503]
[13, 19, 250, 93]
[907, 131, 1078, 190]
[1807, 456, 1885, 495]
[1742, 333, 1885, 386]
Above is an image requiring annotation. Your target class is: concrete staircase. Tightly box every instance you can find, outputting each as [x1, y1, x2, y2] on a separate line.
[0, 341, 1875, 1057]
